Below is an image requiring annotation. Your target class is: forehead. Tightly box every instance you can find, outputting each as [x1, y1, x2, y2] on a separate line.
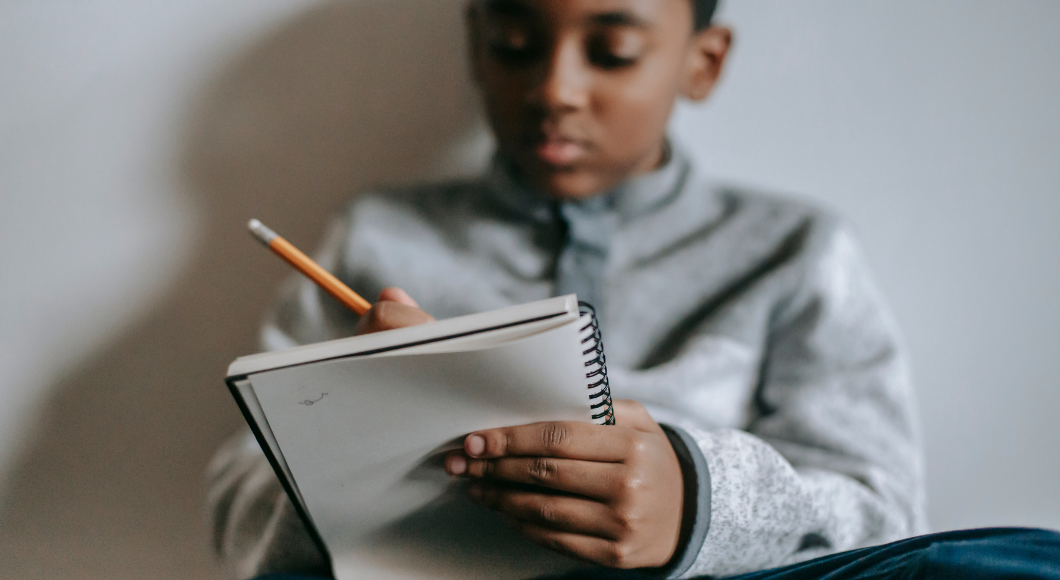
[480, 0, 686, 28]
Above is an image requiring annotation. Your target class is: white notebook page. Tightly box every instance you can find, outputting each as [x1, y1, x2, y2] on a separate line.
[248, 316, 598, 579]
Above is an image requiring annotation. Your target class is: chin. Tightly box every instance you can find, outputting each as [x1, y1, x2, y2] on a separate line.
[541, 178, 608, 200]
[526, 165, 613, 200]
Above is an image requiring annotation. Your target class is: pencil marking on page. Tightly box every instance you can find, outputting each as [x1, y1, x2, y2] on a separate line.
[299, 393, 328, 406]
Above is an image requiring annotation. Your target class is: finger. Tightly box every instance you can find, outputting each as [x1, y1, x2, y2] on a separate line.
[475, 484, 618, 539]
[354, 301, 434, 335]
[376, 286, 419, 307]
[611, 399, 662, 433]
[444, 450, 468, 475]
[504, 519, 630, 568]
[465, 456, 621, 501]
[465, 421, 636, 462]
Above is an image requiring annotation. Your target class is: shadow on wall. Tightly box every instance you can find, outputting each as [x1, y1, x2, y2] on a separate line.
[0, 1, 484, 578]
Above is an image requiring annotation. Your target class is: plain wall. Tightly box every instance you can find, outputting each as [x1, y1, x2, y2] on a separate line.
[1, 0, 1057, 577]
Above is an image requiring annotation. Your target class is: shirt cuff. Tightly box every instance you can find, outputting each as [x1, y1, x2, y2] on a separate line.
[655, 424, 712, 579]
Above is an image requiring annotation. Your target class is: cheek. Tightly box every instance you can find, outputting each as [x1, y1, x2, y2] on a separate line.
[592, 68, 679, 154]
[479, 73, 531, 138]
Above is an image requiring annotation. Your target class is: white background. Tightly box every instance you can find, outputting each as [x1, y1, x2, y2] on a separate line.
[1, 0, 1057, 573]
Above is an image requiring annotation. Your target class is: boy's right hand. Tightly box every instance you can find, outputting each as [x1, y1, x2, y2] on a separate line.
[353, 287, 435, 335]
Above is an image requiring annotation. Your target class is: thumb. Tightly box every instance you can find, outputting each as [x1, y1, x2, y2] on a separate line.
[376, 287, 420, 308]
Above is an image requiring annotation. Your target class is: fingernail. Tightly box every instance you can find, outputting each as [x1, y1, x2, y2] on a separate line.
[466, 435, 486, 457]
[467, 483, 483, 502]
[447, 455, 466, 475]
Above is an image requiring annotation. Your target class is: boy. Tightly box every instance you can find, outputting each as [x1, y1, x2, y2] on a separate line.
[208, 1, 1060, 579]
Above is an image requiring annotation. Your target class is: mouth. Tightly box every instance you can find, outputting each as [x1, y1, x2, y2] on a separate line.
[525, 129, 590, 167]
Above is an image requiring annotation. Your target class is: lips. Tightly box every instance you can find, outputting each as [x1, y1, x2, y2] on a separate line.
[526, 129, 589, 167]
[534, 139, 586, 166]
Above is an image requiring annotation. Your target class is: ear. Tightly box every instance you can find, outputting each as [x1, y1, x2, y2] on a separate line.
[465, 1, 485, 86]
[679, 26, 733, 102]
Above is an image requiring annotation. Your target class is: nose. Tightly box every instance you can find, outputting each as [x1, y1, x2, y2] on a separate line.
[529, 38, 590, 112]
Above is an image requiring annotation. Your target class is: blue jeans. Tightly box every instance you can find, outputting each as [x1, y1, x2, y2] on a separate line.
[254, 527, 1060, 580]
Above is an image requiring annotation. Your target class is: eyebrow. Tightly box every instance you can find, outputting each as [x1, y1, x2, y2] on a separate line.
[483, 0, 533, 18]
[481, 0, 653, 29]
[589, 11, 653, 29]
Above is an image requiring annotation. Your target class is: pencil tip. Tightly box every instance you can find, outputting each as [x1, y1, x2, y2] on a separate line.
[247, 218, 278, 245]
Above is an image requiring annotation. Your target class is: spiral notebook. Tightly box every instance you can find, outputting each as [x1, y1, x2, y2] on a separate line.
[226, 294, 614, 580]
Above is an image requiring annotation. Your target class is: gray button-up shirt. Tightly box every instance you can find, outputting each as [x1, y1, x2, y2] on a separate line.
[208, 144, 927, 579]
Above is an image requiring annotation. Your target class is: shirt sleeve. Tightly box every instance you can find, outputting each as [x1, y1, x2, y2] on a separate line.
[206, 431, 332, 579]
[674, 224, 928, 578]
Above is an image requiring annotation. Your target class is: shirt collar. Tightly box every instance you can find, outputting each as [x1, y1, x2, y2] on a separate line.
[609, 140, 690, 223]
[483, 140, 727, 267]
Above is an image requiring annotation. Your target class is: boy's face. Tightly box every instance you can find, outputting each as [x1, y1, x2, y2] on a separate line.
[468, 0, 731, 199]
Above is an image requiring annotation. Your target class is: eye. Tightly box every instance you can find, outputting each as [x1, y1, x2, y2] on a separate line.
[587, 32, 644, 70]
[487, 24, 541, 64]
[588, 50, 637, 70]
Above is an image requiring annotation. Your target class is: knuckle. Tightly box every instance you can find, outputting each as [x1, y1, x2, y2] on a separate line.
[612, 506, 640, 534]
[470, 459, 493, 478]
[540, 423, 572, 453]
[544, 535, 567, 554]
[537, 500, 561, 524]
[605, 542, 632, 568]
[526, 457, 557, 483]
[614, 466, 643, 495]
[491, 432, 509, 456]
[612, 482, 643, 507]
[623, 475, 644, 494]
[626, 436, 649, 460]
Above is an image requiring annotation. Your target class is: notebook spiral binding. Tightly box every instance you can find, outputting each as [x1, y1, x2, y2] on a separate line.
[578, 301, 615, 425]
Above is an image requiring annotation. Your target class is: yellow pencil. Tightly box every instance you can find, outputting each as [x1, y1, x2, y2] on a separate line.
[247, 219, 372, 316]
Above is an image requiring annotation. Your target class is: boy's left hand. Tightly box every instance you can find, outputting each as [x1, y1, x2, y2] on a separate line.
[443, 400, 685, 569]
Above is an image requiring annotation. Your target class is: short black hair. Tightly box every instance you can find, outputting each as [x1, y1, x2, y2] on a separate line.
[692, 0, 718, 30]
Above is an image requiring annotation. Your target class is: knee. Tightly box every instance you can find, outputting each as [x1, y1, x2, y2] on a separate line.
[920, 528, 1060, 579]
